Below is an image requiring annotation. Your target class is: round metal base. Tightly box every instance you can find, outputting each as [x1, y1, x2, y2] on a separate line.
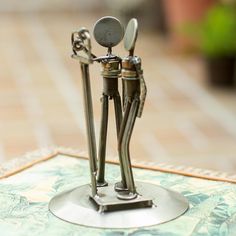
[49, 182, 189, 228]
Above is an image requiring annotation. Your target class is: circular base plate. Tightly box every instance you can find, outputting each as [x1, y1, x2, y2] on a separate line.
[49, 182, 188, 228]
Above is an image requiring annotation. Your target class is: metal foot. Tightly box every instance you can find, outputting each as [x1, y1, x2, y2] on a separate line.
[97, 181, 108, 187]
[117, 191, 137, 200]
[114, 181, 128, 192]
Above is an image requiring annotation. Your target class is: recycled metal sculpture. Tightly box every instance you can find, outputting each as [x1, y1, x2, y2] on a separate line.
[49, 16, 189, 228]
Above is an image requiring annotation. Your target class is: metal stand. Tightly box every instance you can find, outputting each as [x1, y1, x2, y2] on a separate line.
[49, 17, 189, 229]
[49, 182, 188, 228]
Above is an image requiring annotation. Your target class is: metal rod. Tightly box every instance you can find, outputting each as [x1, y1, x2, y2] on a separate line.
[97, 94, 109, 186]
[118, 101, 131, 190]
[113, 93, 126, 187]
[80, 63, 97, 196]
[121, 97, 140, 194]
[113, 93, 122, 135]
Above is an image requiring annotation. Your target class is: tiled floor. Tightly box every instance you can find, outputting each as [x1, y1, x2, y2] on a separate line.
[1, 12, 236, 172]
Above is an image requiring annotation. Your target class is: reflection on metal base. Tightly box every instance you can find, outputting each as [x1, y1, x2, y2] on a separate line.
[49, 182, 189, 228]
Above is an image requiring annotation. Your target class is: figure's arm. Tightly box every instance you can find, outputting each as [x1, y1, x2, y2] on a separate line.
[71, 28, 122, 64]
[132, 57, 147, 118]
[71, 28, 97, 63]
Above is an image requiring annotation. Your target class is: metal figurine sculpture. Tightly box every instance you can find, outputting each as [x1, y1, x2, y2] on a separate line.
[49, 16, 189, 229]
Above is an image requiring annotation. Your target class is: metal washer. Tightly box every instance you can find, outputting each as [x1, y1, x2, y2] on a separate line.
[49, 181, 189, 229]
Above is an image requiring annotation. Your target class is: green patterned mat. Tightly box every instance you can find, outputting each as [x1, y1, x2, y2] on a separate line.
[0, 154, 236, 236]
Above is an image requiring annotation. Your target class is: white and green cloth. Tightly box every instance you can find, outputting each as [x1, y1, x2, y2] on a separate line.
[0, 153, 236, 235]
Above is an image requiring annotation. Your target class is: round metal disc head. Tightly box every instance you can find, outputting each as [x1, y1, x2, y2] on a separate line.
[124, 18, 138, 52]
[93, 16, 124, 48]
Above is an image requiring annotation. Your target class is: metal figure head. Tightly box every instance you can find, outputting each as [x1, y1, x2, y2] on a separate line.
[124, 18, 138, 56]
[93, 16, 124, 53]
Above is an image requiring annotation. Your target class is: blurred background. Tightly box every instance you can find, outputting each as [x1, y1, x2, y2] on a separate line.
[0, 0, 236, 172]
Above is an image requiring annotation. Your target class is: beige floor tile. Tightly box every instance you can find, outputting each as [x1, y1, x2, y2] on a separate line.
[0, 12, 235, 173]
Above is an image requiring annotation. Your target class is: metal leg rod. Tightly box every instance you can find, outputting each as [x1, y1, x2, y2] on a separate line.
[80, 63, 97, 196]
[122, 98, 140, 194]
[113, 93, 123, 135]
[113, 93, 126, 187]
[117, 101, 131, 190]
[97, 94, 109, 186]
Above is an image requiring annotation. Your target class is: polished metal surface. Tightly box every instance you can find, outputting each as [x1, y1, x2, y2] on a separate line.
[93, 16, 124, 48]
[124, 18, 138, 55]
[49, 181, 189, 228]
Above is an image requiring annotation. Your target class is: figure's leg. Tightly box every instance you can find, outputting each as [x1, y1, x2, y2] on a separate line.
[97, 94, 109, 186]
[117, 99, 131, 190]
[113, 93, 126, 190]
[113, 93, 123, 135]
[118, 97, 139, 199]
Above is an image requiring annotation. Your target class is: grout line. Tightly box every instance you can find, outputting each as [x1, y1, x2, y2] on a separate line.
[148, 85, 169, 109]
[141, 133, 171, 162]
[176, 115, 208, 150]
[148, 78, 169, 100]
[214, 155, 236, 173]
[25, 16, 87, 137]
[159, 59, 236, 138]
[3, 19, 54, 148]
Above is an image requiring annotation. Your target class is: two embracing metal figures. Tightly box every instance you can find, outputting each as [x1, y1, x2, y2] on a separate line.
[49, 17, 188, 227]
[71, 16, 147, 206]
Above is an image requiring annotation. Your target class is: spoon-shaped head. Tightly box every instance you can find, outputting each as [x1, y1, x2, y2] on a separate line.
[124, 18, 138, 56]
